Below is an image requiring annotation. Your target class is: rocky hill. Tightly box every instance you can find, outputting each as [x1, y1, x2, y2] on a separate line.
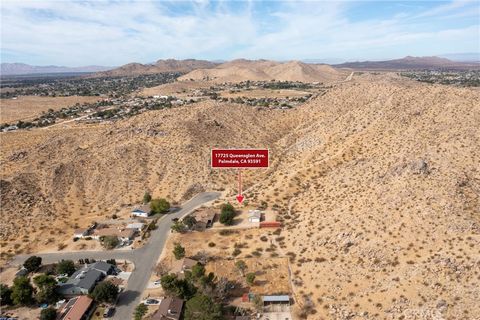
[1, 73, 479, 319]
[179, 59, 345, 82]
[91, 59, 218, 77]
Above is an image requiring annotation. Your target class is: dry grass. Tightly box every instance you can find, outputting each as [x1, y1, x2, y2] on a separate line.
[0, 95, 101, 123]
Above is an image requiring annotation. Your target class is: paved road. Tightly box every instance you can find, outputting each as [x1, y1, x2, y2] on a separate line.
[12, 192, 220, 320]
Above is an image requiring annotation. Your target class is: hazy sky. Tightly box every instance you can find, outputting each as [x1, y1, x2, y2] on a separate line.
[1, 0, 479, 66]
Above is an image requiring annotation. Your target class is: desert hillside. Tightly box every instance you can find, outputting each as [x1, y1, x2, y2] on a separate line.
[1, 73, 479, 319]
[0, 101, 293, 256]
[92, 59, 218, 77]
[179, 59, 345, 83]
[244, 75, 480, 319]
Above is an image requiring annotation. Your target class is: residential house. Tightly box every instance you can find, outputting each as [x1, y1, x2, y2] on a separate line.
[126, 222, 145, 231]
[92, 227, 135, 242]
[151, 297, 184, 320]
[248, 210, 262, 223]
[192, 209, 216, 231]
[171, 258, 198, 278]
[58, 295, 94, 320]
[131, 205, 151, 218]
[57, 262, 114, 296]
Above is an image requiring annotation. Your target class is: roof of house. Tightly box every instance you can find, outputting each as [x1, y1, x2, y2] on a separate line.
[248, 210, 262, 219]
[262, 295, 290, 302]
[132, 204, 151, 213]
[107, 277, 124, 287]
[59, 262, 114, 293]
[75, 269, 104, 290]
[60, 295, 93, 320]
[152, 297, 184, 320]
[171, 258, 198, 274]
[126, 222, 144, 230]
[193, 209, 216, 223]
[93, 227, 135, 239]
[90, 261, 114, 274]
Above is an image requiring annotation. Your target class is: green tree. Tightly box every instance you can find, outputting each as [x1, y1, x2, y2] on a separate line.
[150, 198, 170, 214]
[11, 276, 33, 306]
[171, 221, 187, 233]
[160, 274, 196, 300]
[173, 243, 186, 260]
[143, 192, 152, 204]
[90, 281, 119, 304]
[184, 294, 223, 320]
[33, 274, 59, 304]
[191, 263, 205, 279]
[101, 235, 119, 250]
[0, 284, 13, 305]
[246, 273, 256, 285]
[23, 255, 42, 272]
[235, 260, 247, 276]
[219, 203, 235, 226]
[134, 303, 148, 320]
[183, 215, 197, 229]
[56, 260, 76, 276]
[40, 307, 57, 320]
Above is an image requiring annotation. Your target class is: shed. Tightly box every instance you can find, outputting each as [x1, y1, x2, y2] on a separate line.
[262, 295, 290, 305]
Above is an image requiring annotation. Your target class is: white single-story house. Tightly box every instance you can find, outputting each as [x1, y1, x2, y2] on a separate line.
[131, 205, 151, 218]
[126, 222, 145, 231]
[248, 210, 262, 223]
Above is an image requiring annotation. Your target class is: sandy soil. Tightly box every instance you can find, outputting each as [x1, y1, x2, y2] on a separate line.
[0, 95, 101, 123]
[1, 72, 479, 319]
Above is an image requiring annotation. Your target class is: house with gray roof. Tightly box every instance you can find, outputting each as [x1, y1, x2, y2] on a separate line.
[57, 261, 114, 296]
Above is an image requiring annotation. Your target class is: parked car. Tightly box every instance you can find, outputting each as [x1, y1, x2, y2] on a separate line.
[103, 307, 115, 318]
[143, 299, 160, 305]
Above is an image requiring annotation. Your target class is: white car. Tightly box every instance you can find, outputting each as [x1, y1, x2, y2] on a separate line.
[153, 279, 161, 286]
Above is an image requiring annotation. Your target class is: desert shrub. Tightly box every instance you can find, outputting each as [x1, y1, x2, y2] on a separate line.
[246, 273, 256, 285]
[134, 303, 147, 320]
[101, 236, 119, 250]
[173, 243, 186, 260]
[143, 192, 152, 204]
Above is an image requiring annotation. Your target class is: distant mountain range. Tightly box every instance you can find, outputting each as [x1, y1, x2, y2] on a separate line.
[0, 63, 114, 76]
[334, 56, 479, 70]
[3, 55, 478, 77]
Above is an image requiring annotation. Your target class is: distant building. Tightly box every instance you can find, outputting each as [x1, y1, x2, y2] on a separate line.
[152, 297, 184, 320]
[131, 205, 151, 218]
[58, 295, 94, 320]
[57, 262, 115, 296]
